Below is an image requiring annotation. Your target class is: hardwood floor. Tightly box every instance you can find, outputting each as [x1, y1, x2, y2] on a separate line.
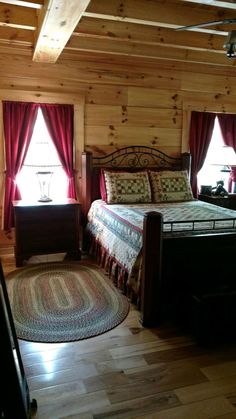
[1, 231, 236, 419]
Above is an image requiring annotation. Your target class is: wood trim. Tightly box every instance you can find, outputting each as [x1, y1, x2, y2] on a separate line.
[0, 90, 85, 104]
[0, 90, 85, 207]
[0, 102, 5, 229]
[74, 97, 85, 199]
[181, 108, 191, 153]
[81, 151, 92, 225]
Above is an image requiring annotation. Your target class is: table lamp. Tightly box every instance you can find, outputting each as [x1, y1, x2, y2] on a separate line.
[211, 146, 236, 193]
[36, 171, 53, 202]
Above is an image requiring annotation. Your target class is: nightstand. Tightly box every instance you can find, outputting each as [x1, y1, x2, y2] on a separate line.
[198, 193, 236, 210]
[13, 198, 81, 267]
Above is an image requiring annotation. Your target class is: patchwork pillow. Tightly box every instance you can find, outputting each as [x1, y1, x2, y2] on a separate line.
[149, 170, 193, 202]
[103, 170, 152, 204]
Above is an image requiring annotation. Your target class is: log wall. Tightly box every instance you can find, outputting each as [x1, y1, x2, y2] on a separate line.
[1, 52, 236, 203]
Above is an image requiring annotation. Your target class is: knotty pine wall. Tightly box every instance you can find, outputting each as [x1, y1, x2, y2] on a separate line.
[1, 52, 236, 212]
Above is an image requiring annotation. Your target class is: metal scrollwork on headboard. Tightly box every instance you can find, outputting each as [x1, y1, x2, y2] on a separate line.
[92, 146, 182, 169]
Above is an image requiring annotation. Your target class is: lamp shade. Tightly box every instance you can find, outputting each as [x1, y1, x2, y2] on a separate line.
[211, 146, 236, 167]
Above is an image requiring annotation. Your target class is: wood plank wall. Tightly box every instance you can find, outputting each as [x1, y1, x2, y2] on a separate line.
[1, 52, 236, 204]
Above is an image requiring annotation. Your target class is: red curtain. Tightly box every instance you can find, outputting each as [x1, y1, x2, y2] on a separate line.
[3, 101, 38, 230]
[40, 104, 76, 198]
[189, 111, 216, 197]
[217, 113, 236, 149]
[228, 167, 236, 192]
[218, 113, 236, 192]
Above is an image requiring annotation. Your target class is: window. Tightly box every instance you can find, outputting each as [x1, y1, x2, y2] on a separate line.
[16, 108, 67, 201]
[197, 117, 235, 192]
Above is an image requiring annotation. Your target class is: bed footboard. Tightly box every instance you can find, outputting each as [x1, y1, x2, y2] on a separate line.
[140, 210, 236, 328]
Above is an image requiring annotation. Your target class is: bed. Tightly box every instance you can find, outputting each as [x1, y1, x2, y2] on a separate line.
[80, 146, 236, 327]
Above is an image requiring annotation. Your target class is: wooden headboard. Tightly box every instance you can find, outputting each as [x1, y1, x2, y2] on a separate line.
[80, 146, 191, 223]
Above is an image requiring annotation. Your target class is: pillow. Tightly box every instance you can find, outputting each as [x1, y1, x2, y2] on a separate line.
[103, 170, 152, 204]
[149, 170, 193, 202]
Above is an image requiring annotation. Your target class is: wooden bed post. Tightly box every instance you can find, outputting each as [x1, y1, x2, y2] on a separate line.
[140, 211, 163, 327]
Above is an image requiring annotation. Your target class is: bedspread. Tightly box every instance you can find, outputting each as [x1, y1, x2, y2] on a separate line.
[86, 199, 236, 295]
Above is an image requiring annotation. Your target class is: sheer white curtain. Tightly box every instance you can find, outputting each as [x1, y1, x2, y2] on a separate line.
[197, 117, 235, 191]
[16, 108, 67, 201]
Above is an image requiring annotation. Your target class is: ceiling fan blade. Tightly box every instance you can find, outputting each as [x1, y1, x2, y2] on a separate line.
[175, 17, 236, 31]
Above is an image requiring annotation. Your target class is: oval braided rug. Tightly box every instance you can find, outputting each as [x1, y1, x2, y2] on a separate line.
[6, 262, 130, 343]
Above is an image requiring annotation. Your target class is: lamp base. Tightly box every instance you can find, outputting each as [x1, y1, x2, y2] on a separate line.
[38, 196, 52, 203]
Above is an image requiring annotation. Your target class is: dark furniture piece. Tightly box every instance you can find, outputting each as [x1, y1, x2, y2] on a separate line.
[80, 146, 236, 328]
[198, 193, 236, 210]
[191, 290, 236, 344]
[13, 198, 81, 267]
[0, 259, 37, 418]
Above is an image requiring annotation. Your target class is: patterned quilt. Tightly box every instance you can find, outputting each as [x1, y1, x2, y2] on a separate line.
[86, 199, 236, 276]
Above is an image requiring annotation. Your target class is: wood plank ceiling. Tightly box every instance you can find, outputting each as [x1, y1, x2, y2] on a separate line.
[1, 0, 236, 67]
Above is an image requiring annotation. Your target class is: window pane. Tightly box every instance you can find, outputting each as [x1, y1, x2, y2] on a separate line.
[197, 117, 235, 192]
[17, 108, 68, 201]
